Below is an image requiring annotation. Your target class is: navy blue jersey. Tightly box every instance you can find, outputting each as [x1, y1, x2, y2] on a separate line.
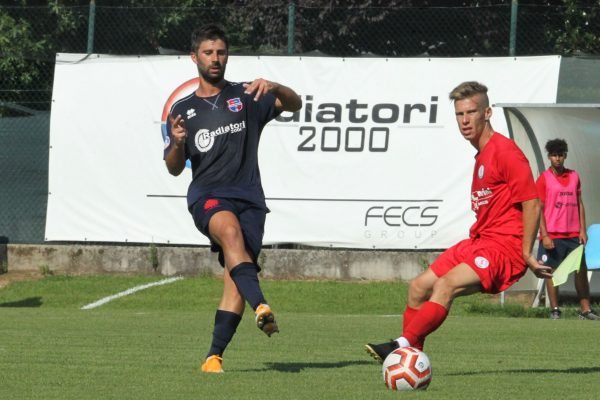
[164, 81, 280, 209]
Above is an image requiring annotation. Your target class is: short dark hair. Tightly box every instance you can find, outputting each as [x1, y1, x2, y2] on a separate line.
[449, 81, 489, 108]
[191, 24, 228, 52]
[545, 138, 568, 154]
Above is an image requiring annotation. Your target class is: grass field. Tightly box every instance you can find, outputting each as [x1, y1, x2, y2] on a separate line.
[1, 275, 599, 399]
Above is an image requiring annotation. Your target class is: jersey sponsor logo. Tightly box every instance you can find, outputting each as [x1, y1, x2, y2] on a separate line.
[195, 129, 214, 152]
[203, 199, 220, 210]
[471, 187, 493, 211]
[554, 201, 577, 209]
[194, 121, 247, 153]
[226, 97, 243, 112]
[474, 256, 490, 269]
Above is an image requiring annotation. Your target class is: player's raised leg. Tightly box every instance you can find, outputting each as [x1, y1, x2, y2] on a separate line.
[210, 210, 278, 336]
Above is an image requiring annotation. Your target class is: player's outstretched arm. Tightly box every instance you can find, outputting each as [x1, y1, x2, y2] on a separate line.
[165, 114, 187, 176]
[521, 198, 552, 278]
[243, 79, 302, 112]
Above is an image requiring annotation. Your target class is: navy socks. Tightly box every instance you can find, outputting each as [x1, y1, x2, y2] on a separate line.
[207, 310, 242, 357]
[229, 262, 266, 310]
[206, 263, 266, 357]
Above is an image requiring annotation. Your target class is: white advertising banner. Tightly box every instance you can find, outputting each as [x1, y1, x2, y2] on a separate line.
[46, 54, 560, 248]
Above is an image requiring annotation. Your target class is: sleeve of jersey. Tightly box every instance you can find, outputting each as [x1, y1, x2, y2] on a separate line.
[501, 146, 538, 204]
[256, 92, 281, 127]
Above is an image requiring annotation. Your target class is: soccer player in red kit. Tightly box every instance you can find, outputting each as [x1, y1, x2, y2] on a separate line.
[365, 81, 553, 361]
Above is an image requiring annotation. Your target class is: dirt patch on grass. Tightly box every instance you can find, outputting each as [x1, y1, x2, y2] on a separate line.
[491, 291, 536, 307]
[0, 271, 44, 289]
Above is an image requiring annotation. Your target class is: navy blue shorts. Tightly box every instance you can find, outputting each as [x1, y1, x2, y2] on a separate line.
[537, 237, 583, 269]
[191, 197, 267, 269]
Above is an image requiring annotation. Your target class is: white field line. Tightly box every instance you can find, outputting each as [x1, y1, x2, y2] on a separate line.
[81, 276, 184, 310]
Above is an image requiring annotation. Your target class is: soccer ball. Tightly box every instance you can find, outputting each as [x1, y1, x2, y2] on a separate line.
[382, 347, 432, 391]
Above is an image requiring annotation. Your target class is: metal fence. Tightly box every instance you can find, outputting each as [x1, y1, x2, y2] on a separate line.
[1, 3, 599, 244]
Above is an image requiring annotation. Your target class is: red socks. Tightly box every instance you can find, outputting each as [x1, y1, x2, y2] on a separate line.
[402, 301, 448, 350]
[403, 305, 418, 332]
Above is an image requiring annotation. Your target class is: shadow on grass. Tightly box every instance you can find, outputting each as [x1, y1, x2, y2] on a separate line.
[0, 297, 43, 307]
[241, 359, 373, 373]
[448, 366, 600, 376]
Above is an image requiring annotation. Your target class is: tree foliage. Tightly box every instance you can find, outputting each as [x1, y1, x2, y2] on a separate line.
[1, 0, 599, 111]
[547, 0, 600, 55]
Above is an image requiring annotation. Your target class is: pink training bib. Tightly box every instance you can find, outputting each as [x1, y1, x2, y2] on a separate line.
[542, 169, 580, 234]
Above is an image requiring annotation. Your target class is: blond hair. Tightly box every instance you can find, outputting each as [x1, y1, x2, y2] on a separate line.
[449, 81, 489, 108]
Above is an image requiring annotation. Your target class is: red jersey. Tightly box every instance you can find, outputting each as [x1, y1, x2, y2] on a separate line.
[469, 133, 538, 245]
[431, 133, 538, 294]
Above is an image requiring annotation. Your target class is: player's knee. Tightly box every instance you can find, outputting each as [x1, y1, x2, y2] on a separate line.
[431, 277, 455, 302]
[408, 277, 431, 303]
[215, 224, 243, 247]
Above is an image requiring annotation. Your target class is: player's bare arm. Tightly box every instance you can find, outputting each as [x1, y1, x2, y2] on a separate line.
[165, 114, 187, 176]
[578, 195, 588, 244]
[243, 79, 302, 112]
[521, 198, 552, 278]
[539, 205, 555, 249]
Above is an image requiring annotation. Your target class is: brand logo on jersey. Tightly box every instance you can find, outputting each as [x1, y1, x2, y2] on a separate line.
[471, 187, 493, 211]
[186, 108, 197, 119]
[541, 254, 548, 263]
[195, 129, 214, 152]
[194, 121, 246, 153]
[226, 98, 243, 112]
[474, 256, 490, 269]
[478, 165, 485, 179]
[204, 199, 220, 210]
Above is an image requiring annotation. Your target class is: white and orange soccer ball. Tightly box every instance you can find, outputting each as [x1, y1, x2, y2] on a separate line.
[382, 347, 432, 391]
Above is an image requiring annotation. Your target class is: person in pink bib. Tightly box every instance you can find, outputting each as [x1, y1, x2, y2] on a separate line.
[536, 138, 598, 320]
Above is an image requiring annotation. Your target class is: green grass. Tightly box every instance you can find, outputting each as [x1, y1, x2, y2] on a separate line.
[1, 275, 600, 399]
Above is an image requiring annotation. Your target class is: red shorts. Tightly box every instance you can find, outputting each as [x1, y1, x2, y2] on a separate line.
[430, 237, 527, 294]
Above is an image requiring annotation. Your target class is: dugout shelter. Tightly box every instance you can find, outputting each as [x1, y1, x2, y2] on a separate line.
[498, 103, 600, 299]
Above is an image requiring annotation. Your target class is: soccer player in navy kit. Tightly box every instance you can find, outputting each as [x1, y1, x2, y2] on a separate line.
[164, 24, 302, 373]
